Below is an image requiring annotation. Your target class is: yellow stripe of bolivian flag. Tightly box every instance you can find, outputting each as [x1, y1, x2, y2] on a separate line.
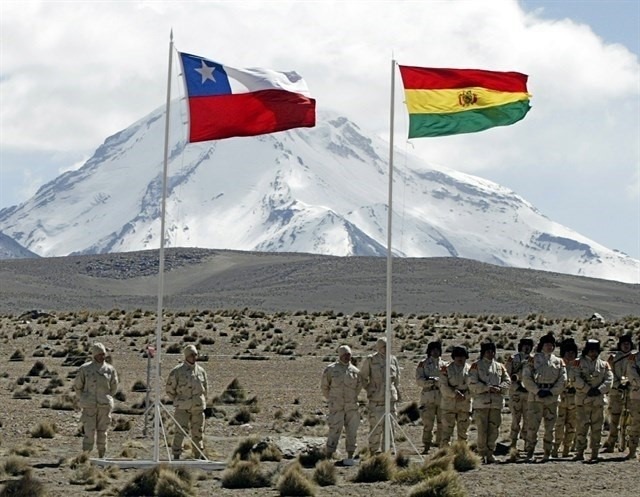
[405, 87, 531, 115]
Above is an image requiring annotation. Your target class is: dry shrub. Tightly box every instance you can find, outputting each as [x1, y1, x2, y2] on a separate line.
[4, 456, 30, 476]
[393, 463, 429, 485]
[220, 458, 271, 489]
[119, 465, 194, 496]
[277, 462, 316, 496]
[11, 442, 38, 457]
[395, 450, 411, 468]
[353, 452, 395, 483]
[407, 469, 468, 497]
[297, 446, 326, 468]
[229, 406, 252, 425]
[424, 453, 453, 477]
[70, 462, 101, 485]
[230, 436, 261, 461]
[450, 442, 480, 472]
[0, 472, 46, 497]
[31, 421, 57, 438]
[220, 378, 246, 403]
[312, 459, 336, 486]
[398, 401, 421, 424]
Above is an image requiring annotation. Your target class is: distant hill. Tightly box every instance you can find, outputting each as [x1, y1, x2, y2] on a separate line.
[0, 248, 637, 318]
[0, 231, 40, 259]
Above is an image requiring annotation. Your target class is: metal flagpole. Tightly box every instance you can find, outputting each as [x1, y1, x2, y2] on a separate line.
[153, 29, 174, 463]
[384, 58, 396, 453]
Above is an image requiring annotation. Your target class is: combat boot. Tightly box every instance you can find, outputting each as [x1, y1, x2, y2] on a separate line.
[551, 447, 559, 458]
[421, 443, 430, 455]
[589, 449, 599, 462]
[572, 451, 584, 461]
[524, 449, 534, 461]
[542, 449, 551, 462]
[485, 453, 496, 464]
[625, 445, 637, 460]
[602, 441, 615, 453]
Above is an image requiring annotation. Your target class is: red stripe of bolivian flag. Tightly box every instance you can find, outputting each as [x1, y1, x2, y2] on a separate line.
[399, 65, 531, 138]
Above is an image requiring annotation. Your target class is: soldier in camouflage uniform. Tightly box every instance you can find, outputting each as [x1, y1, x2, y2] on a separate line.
[321, 344, 362, 464]
[416, 341, 446, 453]
[522, 333, 566, 461]
[573, 339, 613, 462]
[553, 338, 579, 457]
[469, 341, 511, 464]
[625, 338, 640, 460]
[166, 344, 208, 460]
[360, 337, 401, 453]
[74, 343, 119, 458]
[505, 337, 534, 449]
[439, 346, 471, 446]
[603, 334, 633, 452]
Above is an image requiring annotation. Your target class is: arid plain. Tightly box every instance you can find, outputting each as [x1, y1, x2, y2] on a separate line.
[0, 249, 639, 496]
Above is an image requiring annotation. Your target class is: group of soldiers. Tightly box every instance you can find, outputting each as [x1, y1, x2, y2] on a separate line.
[73, 343, 208, 460]
[72, 331, 639, 466]
[323, 332, 640, 465]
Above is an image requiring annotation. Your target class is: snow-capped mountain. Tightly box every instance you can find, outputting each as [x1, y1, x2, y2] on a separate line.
[0, 103, 638, 283]
[0, 232, 39, 259]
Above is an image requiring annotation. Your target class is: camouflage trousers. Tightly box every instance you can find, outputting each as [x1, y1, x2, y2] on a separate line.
[575, 403, 604, 453]
[554, 402, 576, 454]
[367, 401, 397, 452]
[474, 408, 502, 457]
[440, 407, 470, 446]
[172, 407, 205, 457]
[509, 391, 528, 445]
[525, 400, 557, 453]
[326, 407, 359, 454]
[81, 405, 112, 456]
[627, 399, 640, 451]
[605, 389, 625, 446]
[419, 401, 442, 447]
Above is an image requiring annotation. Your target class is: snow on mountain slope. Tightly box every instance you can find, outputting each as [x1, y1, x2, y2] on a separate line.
[0, 103, 637, 284]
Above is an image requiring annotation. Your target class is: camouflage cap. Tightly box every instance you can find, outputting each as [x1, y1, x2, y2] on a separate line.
[91, 342, 107, 356]
[183, 344, 198, 357]
[338, 345, 352, 356]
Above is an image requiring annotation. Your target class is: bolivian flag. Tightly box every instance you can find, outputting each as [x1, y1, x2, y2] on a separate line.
[399, 65, 531, 138]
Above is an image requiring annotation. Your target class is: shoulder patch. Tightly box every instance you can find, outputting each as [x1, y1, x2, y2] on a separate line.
[573, 359, 581, 367]
[470, 362, 478, 370]
[440, 365, 448, 374]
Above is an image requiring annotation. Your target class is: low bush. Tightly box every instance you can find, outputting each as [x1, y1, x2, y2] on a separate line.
[31, 421, 57, 439]
[0, 472, 46, 497]
[312, 459, 336, 486]
[220, 459, 271, 489]
[277, 462, 316, 496]
[407, 469, 468, 497]
[353, 452, 395, 483]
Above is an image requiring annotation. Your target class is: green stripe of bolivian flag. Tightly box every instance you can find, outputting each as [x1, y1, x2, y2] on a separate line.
[399, 65, 531, 138]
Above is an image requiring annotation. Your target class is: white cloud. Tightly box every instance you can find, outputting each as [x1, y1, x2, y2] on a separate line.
[1, 0, 638, 257]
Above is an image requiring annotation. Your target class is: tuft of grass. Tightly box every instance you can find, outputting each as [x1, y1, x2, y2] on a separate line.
[30, 421, 57, 439]
[393, 463, 429, 485]
[353, 452, 395, 483]
[407, 469, 468, 497]
[3, 456, 30, 476]
[0, 472, 46, 497]
[119, 465, 194, 497]
[220, 459, 271, 489]
[277, 462, 316, 496]
[450, 442, 480, 472]
[220, 378, 246, 404]
[312, 459, 336, 487]
[395, 450, 411, 468]
[398, 401, 421, 424]
[230, 436, 261, 461]
[229, 406, 253, 425]
[297, 446, 326, 468]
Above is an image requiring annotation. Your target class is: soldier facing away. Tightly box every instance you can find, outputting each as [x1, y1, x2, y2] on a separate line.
[165, 344, 208, 460]
[573, 339, 613, 462]
[415, 341, 446, 453]
[359, 337, 401, 453]
[469, 341, 511, 464]
[522, 333, 566, 461]
[553, 338, 579, 457]
[603, 333, 633, 452]
[439, 346, 471, 447]
[73, 342, 119, 458]
[321, 344, 362, 465]
[505, 337, 534, 449]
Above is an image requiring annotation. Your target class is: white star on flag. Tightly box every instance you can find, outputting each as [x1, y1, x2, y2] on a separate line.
[194, 60, 216, 84]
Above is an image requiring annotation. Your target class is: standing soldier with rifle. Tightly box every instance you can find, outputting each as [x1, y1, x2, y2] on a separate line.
[469, 341, 511, 464]
[505, 337, 534, 450]
[416, 341, 446, 453]
[625, 337, 640, 460]
[603, 333, 633, 452]
[439, 346, 472, 447]
[573, 339, 613, 462]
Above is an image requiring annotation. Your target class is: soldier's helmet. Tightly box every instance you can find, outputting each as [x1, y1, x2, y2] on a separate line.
[375, 337, 387, 353]
[536, 332, 556, 352]
[582, 339, 601, 355]
[617, 333, 633, 349]
[183, 344, 198, 357]
[559, 338, 578, 357]
[480, 341, 496, 356]
[337, 344, 352, 356]
[451, 346, 469, 359]
[518, 337, 534, 352]
[426, 341, 442, 355]
[91, 342, 107, 356]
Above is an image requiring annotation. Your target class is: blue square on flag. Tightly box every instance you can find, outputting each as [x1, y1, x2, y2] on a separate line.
[180, 53, 232, 97]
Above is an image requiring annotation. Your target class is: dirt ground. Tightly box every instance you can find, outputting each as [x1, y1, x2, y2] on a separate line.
[0, 309, 638, 496]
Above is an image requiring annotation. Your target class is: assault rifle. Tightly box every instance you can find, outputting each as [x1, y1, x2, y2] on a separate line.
[619, 378, 630, 452]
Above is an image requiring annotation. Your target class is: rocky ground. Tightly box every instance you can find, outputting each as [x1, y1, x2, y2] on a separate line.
[1, 250, 639, 496]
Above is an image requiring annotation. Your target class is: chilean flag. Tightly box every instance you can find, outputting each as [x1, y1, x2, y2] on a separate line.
[179, 52, 316, 142]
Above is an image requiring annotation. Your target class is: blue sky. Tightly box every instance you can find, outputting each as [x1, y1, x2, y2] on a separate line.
[1, 0, 639, 260]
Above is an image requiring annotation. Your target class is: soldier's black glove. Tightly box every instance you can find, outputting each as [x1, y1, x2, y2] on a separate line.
[587, 387, 601, 397]
[567, 387, 576, 394]
[538, 389, 552, 398]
